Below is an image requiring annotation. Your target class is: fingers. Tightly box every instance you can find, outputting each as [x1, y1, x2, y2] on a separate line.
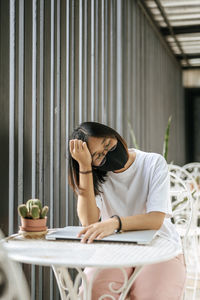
[74, 139, 80, 152]
[87, 231, 101, 244]
[79, 139, 84, 150]
[69, 139, 92, 166]
[69, 140, 74, 155]
[69, 139, 84, 153]
[77, 225, 105, 244]
[96, 232, 105, 240]
[78, 226, 96, 243]
[82, 141, 87, 149]
[81, 229, 99, 243]
[77, 226, 88, 237]
[75, 139, 82, 151]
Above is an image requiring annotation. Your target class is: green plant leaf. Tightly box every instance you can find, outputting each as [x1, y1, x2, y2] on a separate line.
[128, 121, 139, 149]
[162, 115, 172, 162]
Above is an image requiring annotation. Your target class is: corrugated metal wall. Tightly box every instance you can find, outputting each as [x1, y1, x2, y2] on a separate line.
[0, 0, 185, 299]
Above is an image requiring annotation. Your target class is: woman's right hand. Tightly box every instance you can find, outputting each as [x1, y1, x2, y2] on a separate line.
[69, 139, 92, 169]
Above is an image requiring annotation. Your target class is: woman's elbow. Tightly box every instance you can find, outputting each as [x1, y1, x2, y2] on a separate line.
[148, 212, 165, 230]
[153, 221, 163, 230]
[77, 213, 100, 227]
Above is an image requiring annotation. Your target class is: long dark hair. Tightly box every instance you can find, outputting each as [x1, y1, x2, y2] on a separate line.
[68, 122, 128, 196]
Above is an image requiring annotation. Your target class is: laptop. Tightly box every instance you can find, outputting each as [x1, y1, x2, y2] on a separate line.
[45, 226, 158, 245]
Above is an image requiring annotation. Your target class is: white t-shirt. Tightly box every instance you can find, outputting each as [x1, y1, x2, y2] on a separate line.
[96, 148, 182, 250]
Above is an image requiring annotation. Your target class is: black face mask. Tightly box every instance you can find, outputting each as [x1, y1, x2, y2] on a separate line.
[95, 139, 128, 172]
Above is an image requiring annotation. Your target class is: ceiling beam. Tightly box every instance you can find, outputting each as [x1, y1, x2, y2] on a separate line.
[138, 0, 181, 67]
[176, 53, 200, 60]
[182, 66, 200, 70]
[153, 0, 190, 66]
[161, 25, 200, 35]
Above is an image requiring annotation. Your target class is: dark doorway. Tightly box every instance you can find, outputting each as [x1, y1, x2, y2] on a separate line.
[185, 88, 200, 163]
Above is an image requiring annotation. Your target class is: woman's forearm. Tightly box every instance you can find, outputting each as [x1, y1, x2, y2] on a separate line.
[77, 191, 100, 226]
[76, 212, 166, 244]
[121, 212, 165, 231]
[77, 164, 100, 226]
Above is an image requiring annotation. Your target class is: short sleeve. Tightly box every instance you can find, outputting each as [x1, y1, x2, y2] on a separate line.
[146, 155, 172, 217]
[95, 195, 102, 211]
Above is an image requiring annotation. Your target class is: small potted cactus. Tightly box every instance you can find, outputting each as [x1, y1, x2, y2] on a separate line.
[18, 199, 49, 232]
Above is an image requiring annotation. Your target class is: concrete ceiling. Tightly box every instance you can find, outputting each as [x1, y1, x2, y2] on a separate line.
[144, 0, 200, 69]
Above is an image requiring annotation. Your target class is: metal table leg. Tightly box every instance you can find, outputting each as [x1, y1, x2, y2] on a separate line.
[52, 265, 144, 300]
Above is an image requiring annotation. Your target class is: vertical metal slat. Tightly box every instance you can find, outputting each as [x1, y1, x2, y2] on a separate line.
[18, 0, 24, 211]
[69, 0, 75, 226]
[116, 0, 122, 134]
[39, 0, 44, 207]
[79, 0, 83, 123]
[54, 0, 62, 255]
[91, 0, 95, 121]
[83, 0, 88, 121]
[32, 0, 37, 198]
[55, 6, 61, 297]
[9, 0, 15, 236]
[38, 0, 44, 298]
[50, 0, 55, 235]
[101, 0, 104, 123]
[109, 0, 114, 127]
[126, 0, 131, 145]
[104, 0, 108, 124]
[71, 0, 75, 131]
[50, 0, 55, 299]
[95, 0, 99, 121]
[55, 0, 61, 229]
[65, 0, 70, 225]
[31, 1, 37, 299]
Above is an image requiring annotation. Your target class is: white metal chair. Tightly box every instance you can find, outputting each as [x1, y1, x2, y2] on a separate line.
[183, 162, 200, 226]
[0, 230, 30, 300]
[168, 164, 199, 227]
[169, 164, 200, 251]
[183, 163, 200, 183]
[169, 172, 199, 300]
[182, 163, 200, 298]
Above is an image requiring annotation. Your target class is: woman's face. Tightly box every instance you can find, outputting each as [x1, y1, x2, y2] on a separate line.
[87, 136, 117, 167]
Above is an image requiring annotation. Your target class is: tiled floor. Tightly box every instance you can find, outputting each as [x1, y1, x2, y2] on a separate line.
[184, 271, 200, 299]
[185, 288, 200, 300]
[184, 242, 200, 299]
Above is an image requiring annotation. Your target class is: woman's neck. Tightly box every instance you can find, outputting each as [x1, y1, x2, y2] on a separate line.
[113, 151, 136, 173]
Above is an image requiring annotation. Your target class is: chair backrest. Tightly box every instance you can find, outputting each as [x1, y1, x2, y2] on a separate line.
[182, 162, 200, 223]
[169, 172, 194, 251]
[168, 164, 198, 195]
[0, 230, 30, 300]
[182, 162, 200, 186]
[168, 164, 199, 221]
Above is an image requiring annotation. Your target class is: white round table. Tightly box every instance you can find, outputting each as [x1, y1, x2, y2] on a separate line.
[4, 235, 181, 300]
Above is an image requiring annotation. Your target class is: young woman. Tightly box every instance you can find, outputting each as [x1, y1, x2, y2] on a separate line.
[68, 121, 186, 300]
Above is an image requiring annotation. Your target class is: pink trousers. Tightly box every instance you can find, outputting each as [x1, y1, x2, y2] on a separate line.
[79, 254, 186, 300]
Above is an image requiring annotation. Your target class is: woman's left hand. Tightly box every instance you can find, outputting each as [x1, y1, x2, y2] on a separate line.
[77, 218, 119, 243]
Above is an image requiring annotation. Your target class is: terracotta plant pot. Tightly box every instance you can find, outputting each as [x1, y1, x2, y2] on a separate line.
[20, 216, 47, 232]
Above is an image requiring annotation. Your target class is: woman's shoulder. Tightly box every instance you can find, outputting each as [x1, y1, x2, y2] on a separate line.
[130, 148, 167, 168]
[130, 148, 164, 160]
